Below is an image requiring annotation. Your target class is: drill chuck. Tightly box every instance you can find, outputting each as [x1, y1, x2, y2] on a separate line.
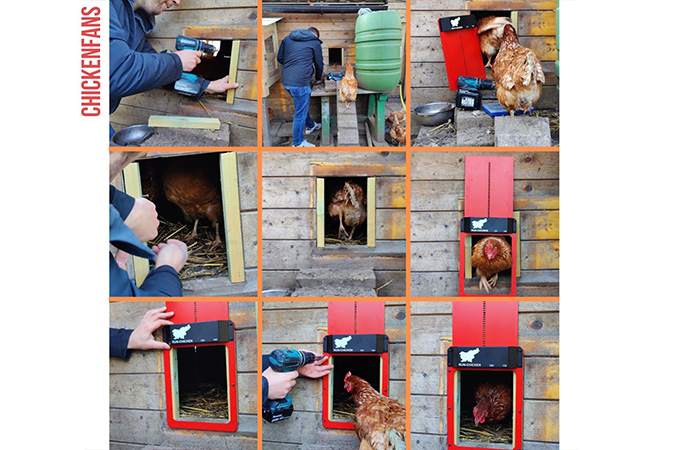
[176, 35, 217, 55]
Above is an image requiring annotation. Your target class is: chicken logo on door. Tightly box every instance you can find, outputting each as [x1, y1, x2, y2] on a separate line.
[471, 218, 487, 230]
[459, 348, 480, 363]
[172, 324, 191, 340]
[450, 17, 461, 28]
[334, 336, 353, 349]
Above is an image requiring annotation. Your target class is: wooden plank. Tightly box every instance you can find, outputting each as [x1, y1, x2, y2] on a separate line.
[520, 36, 557, 61]
[310, 161, 407, 177]
[524, 357, 559, 399]
[122, 163, 150, 286]
[317, 178, 325, 247]
[181, 24, 258, 40]
[148, 115, 221, 129]
[368, 177, 376, 247]
[236, 152, 258, 212]
[262, 177, 312, 209]
[241, 211, 257, 268]
[262, 151, 406, 177]
[220, 153, 245, 283]
[411, 151, 559, 180]
[262, 240, 313, 270]
[523, 240, 559, 270]
[110, 373, 163, 410]
[411, 270, 559, 297]
[226, 40, 241, 104]
[518, 10, 557, 36]
[376, 177, 406, 208]
[523, 399, 559, 442]
[467, 0, 558, 10]
[411, 394, 447, 435]
[149, 10, 258, 39]
[521, 211, 559, 240]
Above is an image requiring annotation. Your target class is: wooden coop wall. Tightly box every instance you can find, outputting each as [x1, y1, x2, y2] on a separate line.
[109, 1, 258, 146]
[262, 151, 407, 296]
[411, 301, 559, 450]
[410, 0, 558, 135]
[264, 0, 406, 122]
[411, 151, 559, 297]
[109, 301, 258, 450]
[261, 301, 407, 450]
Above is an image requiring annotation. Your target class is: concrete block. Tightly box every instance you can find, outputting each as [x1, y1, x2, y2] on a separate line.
[292, 286, 378, 297]
[494, 115, 552, 147]
[455, 109, 495, 147]
[295, 267, 377, 289]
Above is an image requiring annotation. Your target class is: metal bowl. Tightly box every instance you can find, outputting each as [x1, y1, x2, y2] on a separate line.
[111, 125, 155, 146]
[414, 102, 455, 127]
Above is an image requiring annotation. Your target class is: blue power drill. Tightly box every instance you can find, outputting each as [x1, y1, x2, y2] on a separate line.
[262, 349, 321, 423]
[456, 76, 495, 110]
[173, 36, 217, 96]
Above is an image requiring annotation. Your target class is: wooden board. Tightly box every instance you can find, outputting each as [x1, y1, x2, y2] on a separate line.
[148, 115, 221, 129]
[226, 40, 241, 104]
[220, 153, 245, 283]
[122, 163, 149, 287]
[368, 177, 376, 247]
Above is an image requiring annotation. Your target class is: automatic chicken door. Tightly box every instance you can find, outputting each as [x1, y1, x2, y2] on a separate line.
[322, 301, 390, 430]
[459, 155, 519, 296]
[447, 301, 524, 450]
[162, 301, 238, 432]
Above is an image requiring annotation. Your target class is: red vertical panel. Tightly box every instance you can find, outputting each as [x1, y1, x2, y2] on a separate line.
[328, 302, 357, 334]
[464, 156, 491, 217]
[452, 301, 484, 346]
[356, 302, 385, 334]
[488, 157, 514, 217]
[440, 28, 486, 90]
[484, 301, 519, 346]
[166, 301, 228, 324]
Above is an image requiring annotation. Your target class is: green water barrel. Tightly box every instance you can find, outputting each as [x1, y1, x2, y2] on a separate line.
[354, 10, 403, 91]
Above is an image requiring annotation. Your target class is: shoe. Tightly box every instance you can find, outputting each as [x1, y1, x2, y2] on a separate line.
[305, 123, 322, 134]
[292, 140, 316, 147]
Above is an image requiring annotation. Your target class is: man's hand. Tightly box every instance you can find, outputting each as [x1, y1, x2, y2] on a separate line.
[124, 197, 159, 242]
[205, 75, 240, 94]
[297, 351, 333, 379]
[152, 239, 188, 272]
[127, 306, 174, 351]
[175, 49, 202, 72]
[263, 367, 299, 400]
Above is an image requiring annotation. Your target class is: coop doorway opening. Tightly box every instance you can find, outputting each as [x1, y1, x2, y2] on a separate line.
[324, 177, 368, 246]
[469, 11, 515, 68]
[464, 235, 514, 295]
[328, 47, 345, 67]
[137, 153, 227, 280]
[173, 345, 230, 422]
[455, 370, 515, 448]
[328, 354, 383, 422]
[189, 39, 230, 91]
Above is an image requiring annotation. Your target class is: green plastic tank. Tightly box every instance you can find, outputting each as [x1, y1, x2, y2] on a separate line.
[354, 10, 403, 91]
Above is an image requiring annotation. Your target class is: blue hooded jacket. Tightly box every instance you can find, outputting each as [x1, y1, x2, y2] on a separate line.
[277, 29, 324, 87]
[109, 0, 210, 116]
[110, 187, 182, 297]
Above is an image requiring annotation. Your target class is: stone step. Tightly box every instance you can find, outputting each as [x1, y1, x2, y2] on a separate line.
[292, 285, 377, 297]
[455, 109, 495, 146]
[494, 115, 552, 147]
[295, 267, 377, 289]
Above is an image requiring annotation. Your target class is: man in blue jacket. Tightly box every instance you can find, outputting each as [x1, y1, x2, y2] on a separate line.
[110, 0, 238, 138]
[277, 27, 324, 147]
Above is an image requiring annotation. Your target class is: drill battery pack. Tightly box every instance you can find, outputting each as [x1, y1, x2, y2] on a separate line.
[174, 73, 201, 97]
[456, 89, 482, 110]
[263, 398, 294, 423]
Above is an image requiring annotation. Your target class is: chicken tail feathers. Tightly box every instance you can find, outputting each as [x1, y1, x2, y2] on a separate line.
[388, 428, 406, 450]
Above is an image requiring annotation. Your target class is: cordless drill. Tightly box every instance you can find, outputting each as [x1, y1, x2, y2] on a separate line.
[173, 36, 217, 96]
[262, 350, 321, 423]
[456, 76, 495, 110]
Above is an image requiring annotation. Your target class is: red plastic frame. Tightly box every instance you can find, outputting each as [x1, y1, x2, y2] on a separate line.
[321, 352, 390, 430]
[446, 366, 524, 450]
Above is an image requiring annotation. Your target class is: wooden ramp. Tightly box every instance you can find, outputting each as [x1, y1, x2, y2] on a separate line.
[336, 92, 360, 147]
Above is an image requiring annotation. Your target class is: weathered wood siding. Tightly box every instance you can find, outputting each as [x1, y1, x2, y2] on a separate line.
[411, 151, 559, 297]
[410, 301, 559, 449]
[262, 301, 407, 449]
[410, 0, 558, 131]
[262, 151, 407, 296]
[109, 301, 258, 450]
[264, 1, 406, 121]
[110, 2, 258, 146]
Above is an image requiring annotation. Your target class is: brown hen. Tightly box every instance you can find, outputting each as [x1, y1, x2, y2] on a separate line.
[471, 236, 512, 292]
[491, 24, 545, 115]
[473, 381, 513, 426]
[328, 181, 366, 241]
[477, 16, 513, 68]
[340, 61, 358, 109]
[389, 115, 407, 146]
[161, 158, 223, 248]
[344, 372, 406, 450]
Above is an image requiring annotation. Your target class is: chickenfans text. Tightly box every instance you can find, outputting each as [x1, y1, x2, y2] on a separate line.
[81, 7, 101, 117]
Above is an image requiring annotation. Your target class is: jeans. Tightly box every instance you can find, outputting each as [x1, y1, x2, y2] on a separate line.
[284, 85, 315, 146]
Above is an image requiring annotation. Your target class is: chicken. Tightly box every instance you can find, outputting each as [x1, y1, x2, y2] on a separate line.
[389, 115, 406, 146]
[161, 157, 223, 248]
[344, 372, 406, 450]
[473, 381, 513, 426]
[477, 16, 513, 68]
[491, 24, 545, 115]
[328, 181, 366, 241]
[471, 236, 512, 292]
[386, 109, 406, 125]
[340, 61, 358, 109]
